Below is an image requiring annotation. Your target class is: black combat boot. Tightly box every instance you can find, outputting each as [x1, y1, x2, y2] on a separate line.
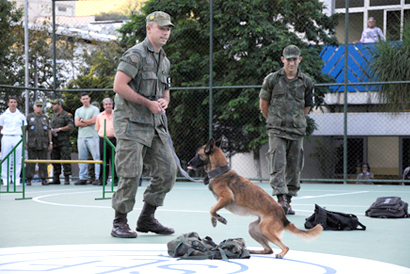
[136, 203, 175, 235]
[286, 195, 295, 215]
[277, 194, 289, 214]
[111, 211, 138, 238]
[64, 176, 70, 185]
[41, 179, 48, 185]
[49, 177, 61, 185]
[26, 179, 32, 186]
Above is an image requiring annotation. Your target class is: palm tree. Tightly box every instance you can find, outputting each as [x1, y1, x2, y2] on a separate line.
[369, 20, 410, 113]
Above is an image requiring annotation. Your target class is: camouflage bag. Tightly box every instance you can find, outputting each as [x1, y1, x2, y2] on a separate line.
[167, 232, 250, 261]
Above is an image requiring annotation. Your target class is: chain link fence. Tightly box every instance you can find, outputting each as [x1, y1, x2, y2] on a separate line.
[2, 0, 409, 183]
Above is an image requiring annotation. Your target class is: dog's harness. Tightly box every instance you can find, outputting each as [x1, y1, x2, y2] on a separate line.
[161, 110, 203, 183]
[207, 165, 231, 179]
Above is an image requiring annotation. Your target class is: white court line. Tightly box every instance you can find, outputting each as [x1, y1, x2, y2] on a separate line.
[294, 190, 369, 200]
[31, 189, 371, 215]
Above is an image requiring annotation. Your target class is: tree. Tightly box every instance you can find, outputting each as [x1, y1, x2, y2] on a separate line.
[63, 40, 124, 152]
[116, 0, 339, 173]
[0, 0, 23, 86]
[369, 20, 410, 113]
[0, 0, 24, 110]
[1, 1, 68, 112]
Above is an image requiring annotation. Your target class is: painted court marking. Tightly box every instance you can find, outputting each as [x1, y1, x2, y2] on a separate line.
[0, 244, 409, 274]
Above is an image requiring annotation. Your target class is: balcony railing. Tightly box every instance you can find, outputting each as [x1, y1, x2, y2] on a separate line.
[320, 43, 381, 92]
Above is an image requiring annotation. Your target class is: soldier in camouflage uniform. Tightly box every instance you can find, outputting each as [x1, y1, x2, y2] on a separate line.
[49, 99, 74, 185]
[110, 11, 177, 238]
[259, 45, 314, 215]
[25, 100, 52, 186]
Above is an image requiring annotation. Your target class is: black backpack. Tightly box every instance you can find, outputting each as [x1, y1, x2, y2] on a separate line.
[167, 232, 250, 261]
[365, 197, 410, 218]
[305, 204, 366, 231]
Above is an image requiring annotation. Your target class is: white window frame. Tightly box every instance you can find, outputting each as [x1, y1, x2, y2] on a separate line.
[333, 0, 410, 40]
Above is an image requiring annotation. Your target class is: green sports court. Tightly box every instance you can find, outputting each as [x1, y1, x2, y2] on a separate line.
[1, 181, 409, 273]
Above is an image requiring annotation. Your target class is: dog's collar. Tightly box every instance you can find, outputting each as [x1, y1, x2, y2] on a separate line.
[206, 165, 231, 179]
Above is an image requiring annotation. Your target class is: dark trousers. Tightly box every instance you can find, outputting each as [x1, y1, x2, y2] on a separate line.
[51, 144, 72, 178]
[100, 137, 118, 183]
[26, 149, 48, 179]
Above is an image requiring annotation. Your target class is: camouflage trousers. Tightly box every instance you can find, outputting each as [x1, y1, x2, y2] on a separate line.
[26, 149, 48, 179]
[51, 144, 72, 177]
[112, 134, 177, 214]
[266, 133, 304, 197]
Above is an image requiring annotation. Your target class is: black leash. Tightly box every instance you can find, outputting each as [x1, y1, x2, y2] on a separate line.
[161, 110, 203, 183]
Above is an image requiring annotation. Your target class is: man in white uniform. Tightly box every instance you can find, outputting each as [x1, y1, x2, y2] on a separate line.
[0, 96, 27, 185]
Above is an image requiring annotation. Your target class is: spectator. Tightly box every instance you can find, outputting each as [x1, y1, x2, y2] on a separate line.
[25, 100, 52, 186]
[0, 96, 27, 186]
[356, 163, 374, 184]
[74, 92, 100, 185]
[110, 11, 177, 238]
[94, 98, 118, 186]
[49, 99, 74, 185]
[259, 45, 314, 215]
[86, 101, 101, 184]
[353, 17, 385, 45]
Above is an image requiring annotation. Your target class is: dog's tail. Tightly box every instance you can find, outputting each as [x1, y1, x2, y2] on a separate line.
[285, 223, 323, 240]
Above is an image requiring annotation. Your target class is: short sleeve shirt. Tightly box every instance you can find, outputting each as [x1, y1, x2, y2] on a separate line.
[259, 68, 314, 138]
[75, 105, 99, 138]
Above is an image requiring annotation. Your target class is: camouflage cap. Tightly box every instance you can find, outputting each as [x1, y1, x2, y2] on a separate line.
[34, 100, 43, 106]
[51, 99, 63, 105]
[283, 45, 300, 59]
[146, 11, 174, 27]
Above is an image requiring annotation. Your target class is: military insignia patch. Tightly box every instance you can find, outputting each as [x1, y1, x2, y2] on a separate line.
[130, 55, 139, 62]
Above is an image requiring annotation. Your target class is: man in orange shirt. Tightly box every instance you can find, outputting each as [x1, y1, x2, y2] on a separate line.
[95, 98, 118, 186]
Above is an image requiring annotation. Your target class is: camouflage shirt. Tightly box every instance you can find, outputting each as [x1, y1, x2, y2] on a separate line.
[26, 113, 50, 150]
[259, 68, 314, 139]
[50, 109, 74, 144]
[114, 37, 171, 147]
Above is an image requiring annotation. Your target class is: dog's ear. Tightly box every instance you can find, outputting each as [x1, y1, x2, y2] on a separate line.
[205, 138, 215, 154]
[215, 137, 222, 148]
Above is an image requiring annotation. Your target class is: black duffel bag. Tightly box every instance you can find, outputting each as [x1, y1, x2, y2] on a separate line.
[305, 204, 366, 231]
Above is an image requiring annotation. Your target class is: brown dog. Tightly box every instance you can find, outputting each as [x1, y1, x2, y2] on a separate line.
[188, 138, 323, 259]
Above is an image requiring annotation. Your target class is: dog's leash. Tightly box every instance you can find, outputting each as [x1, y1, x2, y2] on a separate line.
[161, 110, 203, 184]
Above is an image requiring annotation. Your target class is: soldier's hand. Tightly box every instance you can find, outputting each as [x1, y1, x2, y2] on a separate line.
[157, 98, 169, 110]
[148, 101, 163, 114]
[48, 143, 53, 151]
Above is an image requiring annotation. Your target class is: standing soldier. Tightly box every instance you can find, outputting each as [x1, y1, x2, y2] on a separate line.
[25, 100, 52, 185]
[49, 99, 74, 185]
[259, 45, 314, 215]
[110, 11, 177, 238]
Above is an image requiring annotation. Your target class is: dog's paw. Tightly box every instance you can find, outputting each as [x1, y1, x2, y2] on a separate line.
[211, 217, 217, 227]
[219, 216, 227, 225]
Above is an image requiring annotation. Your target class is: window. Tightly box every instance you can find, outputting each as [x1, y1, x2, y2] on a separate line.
[334, 137, 365, 175]
[58, 6, 67, 12]
[336, 0, 364, 9]
[370, 0, 400, 6]
[400, 138, 410, 175]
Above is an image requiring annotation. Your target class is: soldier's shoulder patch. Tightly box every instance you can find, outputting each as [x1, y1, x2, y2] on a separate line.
[130, 55, 139, 63]
[68, 113, 73, 116]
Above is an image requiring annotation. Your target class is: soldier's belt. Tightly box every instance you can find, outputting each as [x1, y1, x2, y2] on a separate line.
[145, 95, 157, 101]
